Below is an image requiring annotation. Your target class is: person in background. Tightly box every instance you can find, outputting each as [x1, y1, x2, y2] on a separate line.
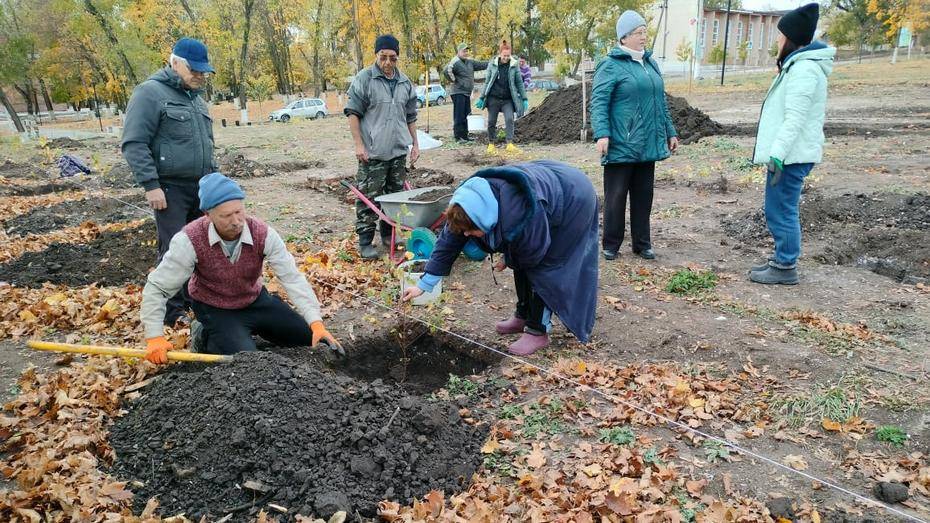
[517, 55, 533, 117]
[344, 34, 420, 259]
[401, 160, 599, 356]
[445, 44, 489, 142]
[476, 40, 528, 154]
[122, 37, 217, 327]
[140, 173, 341, 363]
[750, 3, 834, 285]
[590, 10, 678, 262]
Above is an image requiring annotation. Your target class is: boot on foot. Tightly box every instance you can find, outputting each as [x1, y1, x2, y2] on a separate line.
[487, 143, 497, 155]
[749, 265, 799, 285]
[507, 332, 549, 356]
[750, 257, 775, 273]
[495, 316, 526, 335]
[359, 243, 379, 259]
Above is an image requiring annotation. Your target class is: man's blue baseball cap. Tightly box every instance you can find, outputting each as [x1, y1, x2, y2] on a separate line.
[172, 37, 214, 73]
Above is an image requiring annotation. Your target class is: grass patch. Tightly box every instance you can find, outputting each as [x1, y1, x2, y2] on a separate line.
[521, 399, 566, 438]
[666, 269, 718, 295]
[875, 425, 908, 447]
[772, 383, 862, 427]
[482, 450, 517, 477]
[598, 426, 635, 446]
[703, 440, 731, 463]
[445, 374, 479, 397]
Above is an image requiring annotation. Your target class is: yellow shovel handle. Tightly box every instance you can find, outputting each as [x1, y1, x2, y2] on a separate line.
[27, 340, 233, 363]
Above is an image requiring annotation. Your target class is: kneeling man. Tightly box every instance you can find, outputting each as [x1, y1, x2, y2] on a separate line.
[141, 172, 340, 363]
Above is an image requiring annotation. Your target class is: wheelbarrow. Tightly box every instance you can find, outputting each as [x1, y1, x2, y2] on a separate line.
[341, 180, 451, 262]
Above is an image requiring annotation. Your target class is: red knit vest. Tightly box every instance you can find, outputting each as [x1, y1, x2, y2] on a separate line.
[184, 216, 269, 309]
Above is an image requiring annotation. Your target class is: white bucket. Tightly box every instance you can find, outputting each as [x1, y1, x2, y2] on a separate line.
[398, 260, 441, 306]
[466, 114, 485, 132]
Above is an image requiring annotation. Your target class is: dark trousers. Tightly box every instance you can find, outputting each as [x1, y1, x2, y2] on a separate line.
[513, 269, 550, 335]
[451, 94, 471, 141]
[155, 182, 202, 324]
[602, 162, 655, 253]
[486, 96, 515, 143]
[190, 287, 313, 355]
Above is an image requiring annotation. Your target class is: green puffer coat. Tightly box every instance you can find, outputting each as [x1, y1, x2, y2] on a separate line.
[752, 42, 835, 165]
[479, 57, 528, 112]
[590, 47, 677, 165]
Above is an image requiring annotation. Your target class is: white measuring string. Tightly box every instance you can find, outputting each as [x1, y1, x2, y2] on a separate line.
[313, 276, 927, 523]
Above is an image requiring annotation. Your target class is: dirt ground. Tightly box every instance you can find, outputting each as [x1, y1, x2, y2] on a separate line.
[1, 58, 929, 521]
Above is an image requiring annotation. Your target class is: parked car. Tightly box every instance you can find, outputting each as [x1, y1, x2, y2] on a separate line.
[269, 98, 328, 122]
[415, 84, 446, 108]
[534, 80, 561, 92]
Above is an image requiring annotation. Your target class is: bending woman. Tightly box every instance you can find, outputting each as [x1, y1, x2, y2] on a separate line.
[401, 160, 599, 356]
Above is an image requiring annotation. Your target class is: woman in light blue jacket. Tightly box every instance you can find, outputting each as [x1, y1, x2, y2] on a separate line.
[750, 3, 835, 285]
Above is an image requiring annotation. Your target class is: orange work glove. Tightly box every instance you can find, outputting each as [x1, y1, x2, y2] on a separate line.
[310, 321, 341, 349]
[145, 336, 173, 364]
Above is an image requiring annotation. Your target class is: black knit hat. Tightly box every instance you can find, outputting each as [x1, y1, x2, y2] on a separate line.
[374, 34, 400, 54]
[777, 3, 820, 46]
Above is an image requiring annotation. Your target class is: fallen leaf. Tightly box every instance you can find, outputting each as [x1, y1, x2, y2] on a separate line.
[686, 478, 707, 496]
[605, 493, 636, 515]
[822, 419, 842, 432]
[480, 439, 500, 454]
[783, 454, 809, 471]
[583, 463, 603, 477]
[526, 445, 546, 468]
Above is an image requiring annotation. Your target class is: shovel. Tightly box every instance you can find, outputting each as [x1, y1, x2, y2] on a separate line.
[27, 340, 233, 363]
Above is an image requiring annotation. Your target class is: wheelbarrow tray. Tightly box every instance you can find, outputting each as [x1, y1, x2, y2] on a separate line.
[375, 186, 453, 228]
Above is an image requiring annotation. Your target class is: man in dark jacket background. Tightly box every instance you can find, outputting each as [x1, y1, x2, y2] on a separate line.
[445, 44, 488, 142]
[121, 37, 217, 326]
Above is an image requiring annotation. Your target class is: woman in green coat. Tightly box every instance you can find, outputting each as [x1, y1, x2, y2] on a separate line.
[590, 10, 678, 261]
[750, 3, 834, 285]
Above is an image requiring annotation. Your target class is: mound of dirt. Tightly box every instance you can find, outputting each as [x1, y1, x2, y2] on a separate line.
[722, 192, 930, 281]
[43, 137, 86, 149]
[0, 159, 49, 179]
[97, 162, 141, 190]
[455, 149, 509, 167]
[220, 152, 325, 178]
[407, 167, 455, 188]
[3, 196, 148, 236]
[0, 223, 155, 287]
[514, 84, 722, 145]
[109, 350, 488, 521]
[0, 178, 83, 197]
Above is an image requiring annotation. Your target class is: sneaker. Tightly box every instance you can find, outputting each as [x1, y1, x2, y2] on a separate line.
[495, 316, 526, 335]
[635, 248, 656, 260]
[749, 265, 799, 285]
[507, 332, 549, 356]
[750, 257, 775, 273]
[603, 249, 618, 261]
[487, 143, 497, 155]
[359, 243, 379, 259]
[190, 319, 205, 353]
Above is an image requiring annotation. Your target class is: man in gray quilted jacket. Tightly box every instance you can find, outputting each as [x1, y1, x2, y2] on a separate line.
[121, 37, 217, 326]
[344, 34, 420, 259]
[445, 43, 488, 142]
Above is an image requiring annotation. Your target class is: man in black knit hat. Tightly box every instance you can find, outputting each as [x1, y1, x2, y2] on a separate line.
[344, 34, 420, 259]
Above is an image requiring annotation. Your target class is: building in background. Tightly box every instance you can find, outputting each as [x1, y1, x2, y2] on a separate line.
[650, 0, 784, 77]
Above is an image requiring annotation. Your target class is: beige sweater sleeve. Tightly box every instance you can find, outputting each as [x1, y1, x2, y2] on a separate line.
[140, 232, 197, 339]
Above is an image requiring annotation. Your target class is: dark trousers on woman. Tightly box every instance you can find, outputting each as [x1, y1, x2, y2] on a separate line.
[602, 162, 655, 253]
[513, 269, 551, 335]
[190, 287, 312, 355]
[486, 97, 515, 143]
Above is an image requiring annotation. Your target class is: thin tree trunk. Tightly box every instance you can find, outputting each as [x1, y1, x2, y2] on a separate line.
[39, 79, 55, 113]
[0, 89, 25, 132]
[13, 85, 34, 115]
[237, 0, 256, 111]
[312, 0, 325, 95]
[351, 0, 363, 71]
[82, 0, 139, 84]
[178, 0, 195, 20]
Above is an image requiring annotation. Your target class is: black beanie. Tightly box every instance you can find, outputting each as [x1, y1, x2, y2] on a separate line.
[374, 34, 400, 54]
[777, 3, 819, 46]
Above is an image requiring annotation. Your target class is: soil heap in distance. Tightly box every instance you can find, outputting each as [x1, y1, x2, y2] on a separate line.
[515, 83, 723, 145]
[109, 351, 487, 521]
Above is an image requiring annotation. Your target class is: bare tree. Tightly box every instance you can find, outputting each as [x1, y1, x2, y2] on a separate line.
[237, 0, 257, 111]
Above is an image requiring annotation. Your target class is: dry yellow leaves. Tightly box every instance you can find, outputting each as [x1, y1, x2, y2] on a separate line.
[582, 463, 603, 477]
[783, 454, 809, 471]
[526, 444, 546, 469]
[480, 438, 500, 454]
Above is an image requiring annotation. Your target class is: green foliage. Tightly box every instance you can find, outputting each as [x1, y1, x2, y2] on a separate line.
[875, 425, 908, 447]
[703, 0, 742, 9]
[521, 400, 566, 438]
[769, 41, 779, 58]
[675, 38, 694, 63]
[642, 446, 662, 465]
[665, 269, 718, 295]
[246, 74, 276, 102]
[482, 450, 516, 477]
[773, 384, 862, 427]
[707, 44, 725, 64]
[499, 404, 522, 419]
[598, 426, 635, 446]
[703, 440, 731, 462]
[445, 374, 479, 397]
[737, 41, 749, 62]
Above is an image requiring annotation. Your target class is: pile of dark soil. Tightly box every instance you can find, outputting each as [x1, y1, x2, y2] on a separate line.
[514, 84, 723, 145]
[0, 159, 49, 179]
[722, 192, 930, 281]
[455, 149, 509, 167]
[0, 178, 83, 197]
[109, 349, 488, 520]
[3, 196, 148, 236]
[44, 137, 86, 149]
[407, 167, 455, 188]
[97, 162, 140, 190]
[220, 152, 325, 178]
[0, 223, 155, 287]
[410, 188, 452, 202]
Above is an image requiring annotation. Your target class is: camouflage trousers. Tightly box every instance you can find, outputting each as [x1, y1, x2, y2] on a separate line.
[355, 155, 407, 245]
